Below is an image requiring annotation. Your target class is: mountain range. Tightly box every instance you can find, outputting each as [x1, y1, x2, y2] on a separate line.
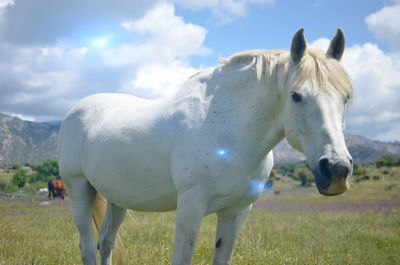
[0, 113, 59, 167]
[0, 112, 399, 166]
[273, 135, 400, 164]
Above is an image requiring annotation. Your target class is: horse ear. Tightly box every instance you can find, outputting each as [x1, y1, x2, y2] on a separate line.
[291, 28, 307, 64]
[327, 28, 345, 61]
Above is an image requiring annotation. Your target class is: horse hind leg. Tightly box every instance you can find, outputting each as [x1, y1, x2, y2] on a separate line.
[97, 200, 127, 265]
[66, 177, 98, 265]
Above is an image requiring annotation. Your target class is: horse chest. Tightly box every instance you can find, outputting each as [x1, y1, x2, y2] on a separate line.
[204, 176, 265, 214]
[190, 152, 272, 214]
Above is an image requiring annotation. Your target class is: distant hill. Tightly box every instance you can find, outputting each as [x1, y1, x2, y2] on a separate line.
[344, 134, 400, 163]
[273, 135, 400, 164]
[0, 113, 59, 166]
[0, 112, 399, 166]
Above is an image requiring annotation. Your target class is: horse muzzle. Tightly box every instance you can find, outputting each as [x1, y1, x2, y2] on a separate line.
[318, 177, 349, 196]
[314, 157, 352, 196]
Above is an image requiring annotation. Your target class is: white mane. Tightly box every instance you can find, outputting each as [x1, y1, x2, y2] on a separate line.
[219, 49, 353, 103]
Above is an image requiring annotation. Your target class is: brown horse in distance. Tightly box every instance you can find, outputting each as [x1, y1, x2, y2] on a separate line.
[48, 179, 66, 200]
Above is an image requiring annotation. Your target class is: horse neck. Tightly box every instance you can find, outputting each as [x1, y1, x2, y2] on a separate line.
[209, 60, 286, 157]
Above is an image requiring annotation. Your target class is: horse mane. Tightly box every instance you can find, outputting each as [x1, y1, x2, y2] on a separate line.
[219, 49, 353, 103]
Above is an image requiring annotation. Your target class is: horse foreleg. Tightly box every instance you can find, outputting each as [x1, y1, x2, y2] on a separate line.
[66, 177, 98, 265]
[99, 202, 127, 265]
[212, 205, 252, 265]
[172, 189, 207, 265]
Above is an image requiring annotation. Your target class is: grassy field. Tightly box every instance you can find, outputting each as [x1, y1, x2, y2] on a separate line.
[0, 166, 399, 265]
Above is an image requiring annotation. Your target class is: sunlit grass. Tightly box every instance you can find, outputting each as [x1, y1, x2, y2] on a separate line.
[0, 167, 399, 264]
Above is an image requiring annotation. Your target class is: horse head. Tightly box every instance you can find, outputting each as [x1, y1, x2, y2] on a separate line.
[283, 29, 353, 196]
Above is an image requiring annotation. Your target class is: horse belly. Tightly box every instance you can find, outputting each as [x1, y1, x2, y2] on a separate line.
[88, 162, 178, 211]
[105, 183, 178, 212]
[82, 137, 178, 211]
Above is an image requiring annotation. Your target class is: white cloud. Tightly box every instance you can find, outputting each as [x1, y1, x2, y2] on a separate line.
[0, 2, 210, 121]
[343, 44, 400, 141]
[310, 39, 400, 142]
[308, 38, 330, 50]
[121, 61, 199, 99]
[103, 3, 210, 67]
[0, 0, 13, 9]
[102, 3, 210, 99]
[365, 1, 400, 50]
[0, 43, 95, 120]
[0, 0, 275, 121]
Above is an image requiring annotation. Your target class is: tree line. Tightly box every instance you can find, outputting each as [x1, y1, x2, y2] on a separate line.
[272, 154, 400, 187]
[2, 154, 399, 191]
[376, 155, 400, 168]
[10, 159, 60, 188]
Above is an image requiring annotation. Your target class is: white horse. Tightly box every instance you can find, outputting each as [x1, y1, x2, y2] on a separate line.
[58, 29, 353, 265]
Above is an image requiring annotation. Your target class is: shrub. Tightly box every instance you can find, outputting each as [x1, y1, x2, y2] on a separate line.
[29, 159, 60, 183]
[22, 182, 48, 195]
[0, 180, 7, 191]
[268, 169, 277, 181]
[353, 163, 366, 176]
[373, 175, 380, 181]
[2, 182, 19, 193]
[293, 168, 314, 186]
[11, 168, 28, 188]
[274, 161, 308, 176]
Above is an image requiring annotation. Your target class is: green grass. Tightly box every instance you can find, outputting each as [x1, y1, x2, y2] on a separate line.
[0, 166, 399, 265]
[0, 201, 81, 265]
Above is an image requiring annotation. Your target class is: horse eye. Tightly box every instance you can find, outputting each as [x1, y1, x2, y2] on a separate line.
[291, 92, 302, 103]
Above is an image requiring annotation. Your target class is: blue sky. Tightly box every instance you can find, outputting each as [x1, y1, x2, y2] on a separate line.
[0, 0, 399, 141]
[178, 0, 389, 65]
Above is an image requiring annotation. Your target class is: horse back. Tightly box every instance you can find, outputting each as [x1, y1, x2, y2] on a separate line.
[53, 179, 65, 190]
[58, 93, 178, 187]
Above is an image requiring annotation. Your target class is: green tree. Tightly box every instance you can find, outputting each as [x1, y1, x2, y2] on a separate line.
[353, 163, 366, 176]
[294, 168, 314, 186]
[11, 168, 28, 188]
[29, 159, 60, 183]
[275, 161, 309, 176]
[376, 155, 399, 168]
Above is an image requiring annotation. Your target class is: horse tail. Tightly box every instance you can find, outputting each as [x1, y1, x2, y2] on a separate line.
[92, 193, 125, 265]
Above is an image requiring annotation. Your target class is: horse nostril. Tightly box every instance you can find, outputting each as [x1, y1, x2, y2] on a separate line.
[349, 158, 353, 165]
[342, 167, 349, 177]
[318, 158, 331, 179]
[331, 163, 350, 179]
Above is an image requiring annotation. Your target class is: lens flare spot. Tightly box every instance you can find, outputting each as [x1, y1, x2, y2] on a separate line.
[264, 181, 273, 190]
[249, 179, 264, 195]
[217, 149, 227, 156]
